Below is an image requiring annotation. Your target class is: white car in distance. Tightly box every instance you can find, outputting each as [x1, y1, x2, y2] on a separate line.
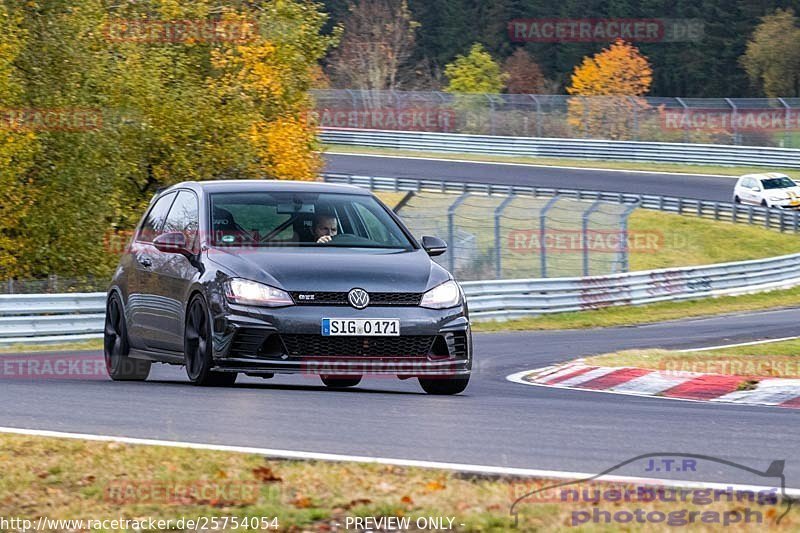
[733, 173, 800, 208]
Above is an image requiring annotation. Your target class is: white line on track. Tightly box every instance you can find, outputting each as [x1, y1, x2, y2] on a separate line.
[677, 336, 800, 352]
[1, 426, 798, 495]
[325, 151, 736, 178]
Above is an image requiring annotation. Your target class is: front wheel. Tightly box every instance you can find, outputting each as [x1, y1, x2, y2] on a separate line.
[734, 195, 741, 204]
[104, 294, 151, 381]
[418, 376, 470, 395]
[184, 296, 237, 387]
[321, 375, 362, 388]
[761, 199, 769, 208]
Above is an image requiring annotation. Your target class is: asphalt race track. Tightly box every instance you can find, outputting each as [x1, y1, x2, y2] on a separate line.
[3, 307, 799, 489]
[324, 153, 737, 201]
[4, 156, 798, 492]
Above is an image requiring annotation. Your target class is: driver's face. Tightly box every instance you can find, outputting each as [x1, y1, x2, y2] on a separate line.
[313, 217, 338, 238]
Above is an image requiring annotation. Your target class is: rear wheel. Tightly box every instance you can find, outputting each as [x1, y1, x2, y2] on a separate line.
[418, 376, 470, 395]
[321, 375, 362, 388]
[104, 294, 151, 381]
[185, 296, 237, 387]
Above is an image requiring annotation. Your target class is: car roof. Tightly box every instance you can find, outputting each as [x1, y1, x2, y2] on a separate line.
[163, 179, 372, 196]
[740, 172, 792, 181]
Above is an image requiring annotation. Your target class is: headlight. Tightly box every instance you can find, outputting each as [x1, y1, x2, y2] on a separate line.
[224, 279, 293, 307]
[420, 280, 462, 309]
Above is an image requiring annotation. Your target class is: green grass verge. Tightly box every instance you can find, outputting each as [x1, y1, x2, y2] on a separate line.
[585, 338, 800, 379]
[324, 144, 800, 179]
[626, 209, 800, 271]
[472, 286, 800, 332]
[2, 433, 794, 531]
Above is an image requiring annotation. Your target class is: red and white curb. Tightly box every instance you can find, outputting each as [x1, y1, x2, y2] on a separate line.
[507, 361, 800, 409]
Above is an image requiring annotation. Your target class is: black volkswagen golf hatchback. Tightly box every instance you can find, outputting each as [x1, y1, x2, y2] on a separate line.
[105, 180, 472, 394]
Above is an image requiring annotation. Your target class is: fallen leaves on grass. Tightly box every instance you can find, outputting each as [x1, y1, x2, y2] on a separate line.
[424, 480, 446, 492]
[291, 494, 313, 508]
[252, 465, 282, 483]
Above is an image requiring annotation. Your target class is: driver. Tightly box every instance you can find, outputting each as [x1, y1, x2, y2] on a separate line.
[312, 213, 338, 244]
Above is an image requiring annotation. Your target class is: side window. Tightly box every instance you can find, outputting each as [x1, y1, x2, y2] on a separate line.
[137, 192, 177, 243]
[163, 191, 200, 250]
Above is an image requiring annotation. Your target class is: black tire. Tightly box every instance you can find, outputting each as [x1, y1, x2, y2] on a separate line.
[418, 376, 470, 395]
[104, 294, 151, 381]
[321, 375, 362, 388]
[185, 295, 237, 387]
[734, 195, 741, 204]
[761, 199, 769, 207]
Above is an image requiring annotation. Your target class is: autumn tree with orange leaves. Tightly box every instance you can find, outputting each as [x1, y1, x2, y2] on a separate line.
[2, 0, 339, 281]
[567, 39, 652, 140]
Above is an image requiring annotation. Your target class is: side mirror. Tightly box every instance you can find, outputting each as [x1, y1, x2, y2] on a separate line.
[153, 232, 190, 256]
[422, 235, 447, 257]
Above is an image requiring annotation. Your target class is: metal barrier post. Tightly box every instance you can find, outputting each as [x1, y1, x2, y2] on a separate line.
[676, 97, 689, 143]
[779, 97, 791, 148]
[494, 194, 517, 279]
[447, 193, 471, 274]
[618, 201, 641, 273]
[725, 98, 738, 145]
[539, 196, 561, 277]
[581, 199, 603, 276]
[531, 95, 542, 137]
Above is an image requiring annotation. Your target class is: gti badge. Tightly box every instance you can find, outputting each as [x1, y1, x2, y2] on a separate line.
[348, 288, 370, 309]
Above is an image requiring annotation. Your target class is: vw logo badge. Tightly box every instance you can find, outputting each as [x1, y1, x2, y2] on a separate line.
[348, 288, 370, 309]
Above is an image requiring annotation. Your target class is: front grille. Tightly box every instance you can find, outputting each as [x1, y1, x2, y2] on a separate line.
[280, 335, 435, 357]
[290, 292, 422, 306]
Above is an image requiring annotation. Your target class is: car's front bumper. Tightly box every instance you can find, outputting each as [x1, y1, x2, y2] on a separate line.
[768, 198, 800, 209]
[208, 301, 472, 377]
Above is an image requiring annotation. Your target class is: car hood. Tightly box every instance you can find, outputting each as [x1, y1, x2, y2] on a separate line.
[206, 247, 451, 293]
[769, 187, 800, 198]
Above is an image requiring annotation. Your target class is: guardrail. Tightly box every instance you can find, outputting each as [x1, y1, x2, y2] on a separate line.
[323, 173, 800, 232]
[320, 128, 800, 169]
[462, 252, 800, 320]
[0, 293, 105, 345]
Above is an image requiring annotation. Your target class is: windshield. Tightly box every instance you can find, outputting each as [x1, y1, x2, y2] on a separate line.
[761, 177, 796, 190]
[209, 191, 415, 250]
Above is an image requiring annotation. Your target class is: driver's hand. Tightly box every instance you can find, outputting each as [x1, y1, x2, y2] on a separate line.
[317, 235, 333, 244]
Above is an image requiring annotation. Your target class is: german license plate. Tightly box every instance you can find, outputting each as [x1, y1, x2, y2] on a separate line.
[322, 319, 400, 336]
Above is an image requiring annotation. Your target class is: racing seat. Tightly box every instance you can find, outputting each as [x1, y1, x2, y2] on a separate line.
[212, 207, 245, 243]
[293, 213, 316, 243]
